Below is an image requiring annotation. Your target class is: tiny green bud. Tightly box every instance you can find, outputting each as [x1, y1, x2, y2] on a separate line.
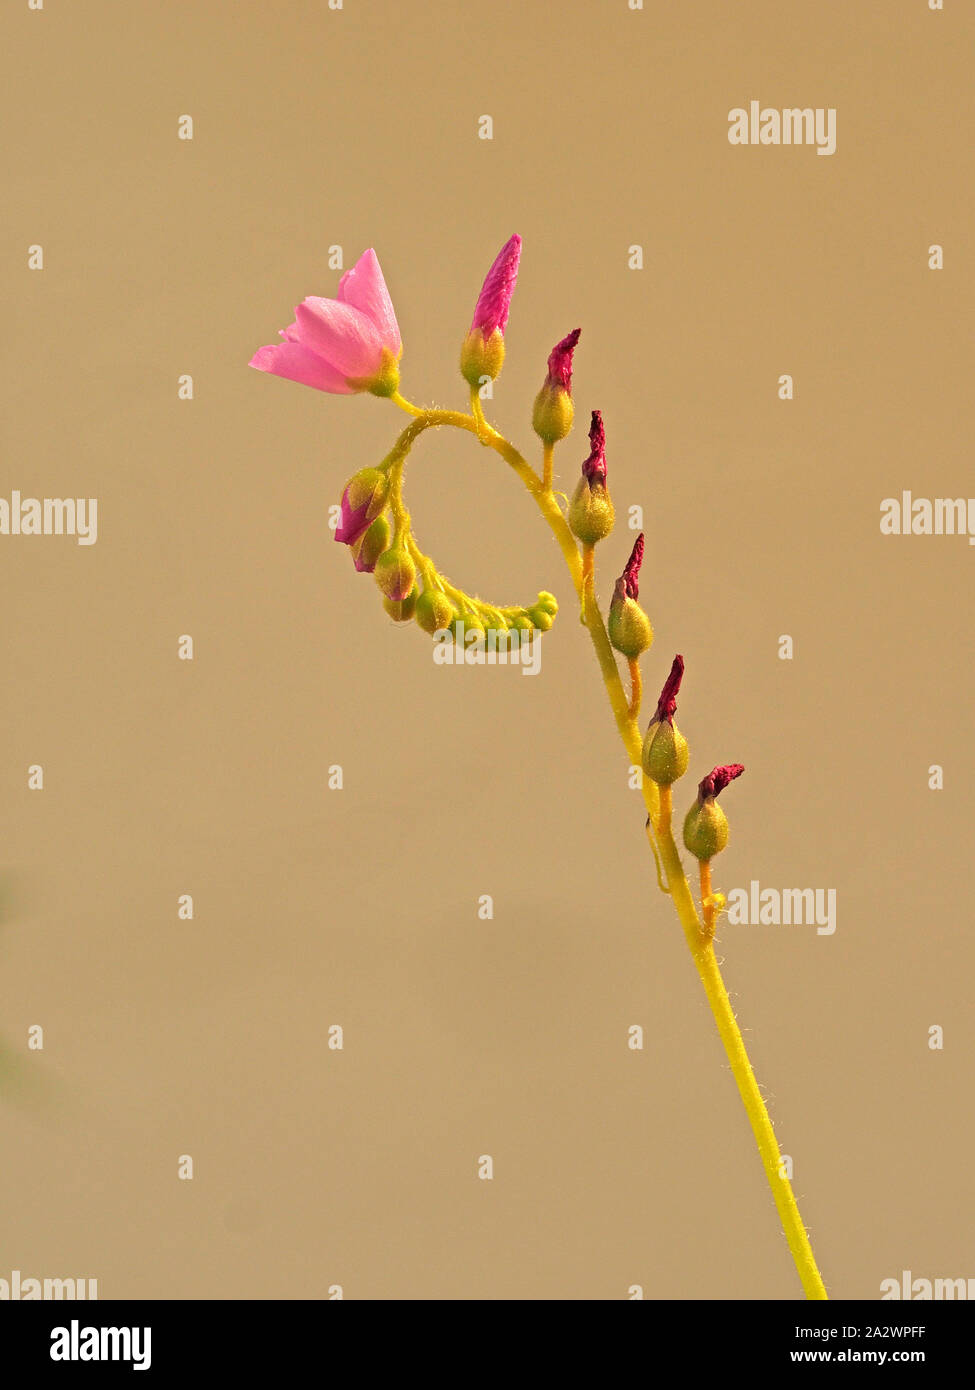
[374, 547, 416, 603]
[415, 589, 456, 635]
[383, 587, 418, 622]
[534, 590, 558, 617]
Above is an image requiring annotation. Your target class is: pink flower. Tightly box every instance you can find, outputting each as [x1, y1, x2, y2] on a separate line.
[470, 234, 521, 338]
[249, 249, 402, 396]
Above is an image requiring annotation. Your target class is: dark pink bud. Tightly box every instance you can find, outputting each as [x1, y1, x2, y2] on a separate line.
[581, 410, 607, 485]
[471, 234, 522, 337]
[333, 469, 389, 546]
[620, 533, 645, 600]
[334, 494, 372, 546]
[654, 654, 684, 724]
[545, 328, 581, 392]
[698, 764, 745, 801]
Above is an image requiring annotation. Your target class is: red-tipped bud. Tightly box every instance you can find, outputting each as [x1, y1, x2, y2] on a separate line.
[607, 534, 652, 658]
[532, 328, 581, 444]
[642, 655, 688, 785]
[568, 409, 614, 544]
[683, 763, 745, 861]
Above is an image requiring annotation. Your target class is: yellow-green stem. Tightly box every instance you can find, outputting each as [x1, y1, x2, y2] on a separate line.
[389, 390, 827, 1299]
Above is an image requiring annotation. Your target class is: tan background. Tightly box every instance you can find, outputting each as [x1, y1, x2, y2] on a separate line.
[2, 0, 972, 1299]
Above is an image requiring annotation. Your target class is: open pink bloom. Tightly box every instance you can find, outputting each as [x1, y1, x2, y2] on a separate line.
[470, 234, 522, 338]
[249, 249, 402, 395]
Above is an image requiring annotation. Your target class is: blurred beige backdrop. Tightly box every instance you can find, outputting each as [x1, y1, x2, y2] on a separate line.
[2, 0, 972, 1299]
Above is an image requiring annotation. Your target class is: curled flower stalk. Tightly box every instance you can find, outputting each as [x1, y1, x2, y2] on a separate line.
[250, 240, 828, 1300]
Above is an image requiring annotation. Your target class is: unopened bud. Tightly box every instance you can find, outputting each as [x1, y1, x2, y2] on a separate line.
[374, 546, 416, 602]
[383, 587, 418, 622]
[334, 468, 389, 546]
[642, 655, 688, 784]
[683, 764, 745, 861]
[607, 534, 653, 658]
[415, 589, 456, 635]
[532, 329, 580, 444]
[568, 410, 615, 544]
[460, 234, 521, 387]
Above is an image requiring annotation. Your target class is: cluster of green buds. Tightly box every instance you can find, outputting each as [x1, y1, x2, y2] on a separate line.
[333, 464, 557, 641]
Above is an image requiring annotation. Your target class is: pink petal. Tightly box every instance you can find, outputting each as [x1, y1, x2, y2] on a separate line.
[294, 297, 385, 380]
[336, 249, 402, 358]
[249, 341, 354, 394]
[471, 233, 521, 337]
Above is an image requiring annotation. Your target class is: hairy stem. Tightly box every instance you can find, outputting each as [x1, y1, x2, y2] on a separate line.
[389, 391, 827, 1299]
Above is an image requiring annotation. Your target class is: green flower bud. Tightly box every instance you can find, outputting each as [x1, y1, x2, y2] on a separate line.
[533, 590, 558, 617]
[460, 328, 505, 388]
[682, 765, 745, 862]
[643, 719, 689, 786]
[532, 384, 575, 445]
[607, 535, 652, 658]
[350, 515, 390, 573]
[415, 589, 456, 635]
[608, 586, 653, 658]
[383, 587, 418, 622]
[568, 476, 615, 545]
[374, 547, 416, 603]
[642, 658, 689, 784]
[683, 799, 729, 862]
[527, 606, 554, 632]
